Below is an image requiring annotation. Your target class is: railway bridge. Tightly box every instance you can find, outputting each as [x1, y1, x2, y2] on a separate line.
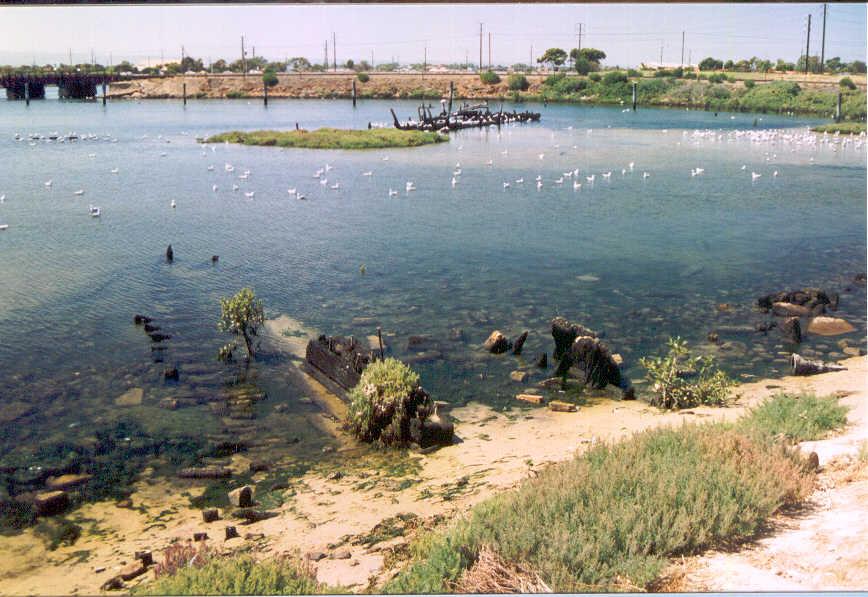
[0, 72, 132, 100]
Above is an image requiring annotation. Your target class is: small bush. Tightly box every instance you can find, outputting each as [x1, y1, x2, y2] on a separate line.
[738, 394, 848, 442]
[347, 358, 433, 446]
[839, 76, 857, 90]
[357, 72, 370, 83]
[507, 73, 529, 91]
[479, 70, 501, 85]
[589, 73, 601, 82]
[639, 337, 733, 409]
[708, 73, 727, 84]
[626, 69, 642, 78]
[602, 70, 628, 85]
[225, 91, 248, 99]
[136, 555, 334, 595]
[744, 79, 756, 89]
[543, 72, 565, 86]
[34, 518, 81, 550]
[551, 77, 587, 95]
[262, 70, 278, 87]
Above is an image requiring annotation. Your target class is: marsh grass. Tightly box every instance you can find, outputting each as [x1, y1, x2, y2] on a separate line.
[136, 555, 338, 595]
[811, 122, 867, 135]
[385, 393, 845, 593]
[207, 128, 447, 150]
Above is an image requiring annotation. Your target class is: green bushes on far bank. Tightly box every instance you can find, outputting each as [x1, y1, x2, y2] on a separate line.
[385, 393, 846, 593]
[479, 70, 501, 84]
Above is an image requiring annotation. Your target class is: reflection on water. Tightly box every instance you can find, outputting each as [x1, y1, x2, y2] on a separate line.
[0, 99, 864, 489]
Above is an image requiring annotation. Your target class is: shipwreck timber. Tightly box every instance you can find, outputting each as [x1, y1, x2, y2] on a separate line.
[390, 100, 540, 133]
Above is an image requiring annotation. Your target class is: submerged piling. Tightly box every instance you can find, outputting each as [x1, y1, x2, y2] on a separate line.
[24, 80, 30, 106]
[102, 80, 107, 106]
[835, 92, 842, 122]
[352, 79, 356, 107]
[632, 82, 637, 111]
[264, 82, 268, 107]
[182, 82, 187, 106]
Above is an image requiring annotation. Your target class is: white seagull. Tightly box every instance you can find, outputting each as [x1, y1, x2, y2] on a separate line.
[170, 199, 176, 208]
[74, 189, 85, 196]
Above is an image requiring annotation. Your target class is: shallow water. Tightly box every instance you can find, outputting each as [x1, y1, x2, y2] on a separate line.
[0, 98, 865, 475]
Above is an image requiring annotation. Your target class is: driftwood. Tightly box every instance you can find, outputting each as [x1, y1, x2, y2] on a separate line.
[305, 335, 372, 391]
[555, 336, 623, 389]
[790, 354, 847, 376]
[551, 317, 596, 361]
[392, 101, 540, 132]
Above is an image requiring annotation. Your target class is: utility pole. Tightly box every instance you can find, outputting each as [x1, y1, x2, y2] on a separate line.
[372, 49, 374, 70]
[479, 23, 483, 71]
[488, 32, 492, 69]
[241, 35, 246, 77]
[530, 44, 533, 70]
[324, 40, 328, 69]
[804, 14, 811, 75]
[68, 48, 72, 68]
[423, 45, 427, 72]
[820, 4, 827, 73]
[333, 32, 337, 71]
[659, 40, 663, 67]
[680, 31, 685, 67]
[181, 45, 184, 69]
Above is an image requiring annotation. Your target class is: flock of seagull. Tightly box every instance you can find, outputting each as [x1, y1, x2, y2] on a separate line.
[0, 124, 864, 232]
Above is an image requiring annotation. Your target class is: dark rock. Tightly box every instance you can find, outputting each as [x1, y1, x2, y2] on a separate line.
[772, 302, 812, 317]
[418, 413, 454, 448]
[202, 508, 219, 523]
[707, 331, 720, 343]
[134, 550, 153, 567]
[305, 551, 327, 562]
[512, 331, 529, 355]
[754, 321, 776, 334]
[225, 526, 239, 540]
[449, 328, 466, 342]
[100, 576, 125, 591]
[621, 386, 636, 400]
[32, 490, 69, 516]
[555, 336, 622, 390]
[149, 333, 171, 343]
[779, 317, 802, 344]
[193, 532, 208, 541]
[406, 335, 430, 349]
[228, 485, 254, 508]
[483, 330, 511, 354]
[115, 498, 133, 509]
[119, 560, 147, 581]
[551, 317, 596, 361]
[305, 335, 372, 391]
[535, 352, 548, 368]
[806, 451, 820, 471]
[331, 549, 352, 560]
[211, 255, 219, 263]
[854, 273, 866, 285]
[248, 461, 269, 473]
[758, 288, 833, 312]
[166, 244, 174, 262]
[143, 323, 160, 333]
[164, 367, 179, 381]
[133, 314, 152, 325]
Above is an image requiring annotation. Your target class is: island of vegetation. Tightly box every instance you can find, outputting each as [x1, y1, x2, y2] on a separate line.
[205, 127, 447, 150]
[810, 122, 867, 135]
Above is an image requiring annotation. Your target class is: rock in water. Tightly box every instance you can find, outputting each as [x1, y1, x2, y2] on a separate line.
[32, 490, 69, 516]
[166, 244, 174, 262]
[772, 302, 812, 318]
[779, 317, 801, 344]
[535, 352, 548, 368]
[758, 288, 835, 312]
[115, 388, 143, 406]
[202, 508, 219, 523]
[807, 316, 856, 336]
[512, 331, 529, 355]
[555, 336, 622, 390]
[228, 485, 254, 508]
[551, 317, 596, 361]
[483, 331, 511, 354]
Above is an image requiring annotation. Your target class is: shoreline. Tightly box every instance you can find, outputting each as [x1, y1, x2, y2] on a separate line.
[2, 349, 864, 594]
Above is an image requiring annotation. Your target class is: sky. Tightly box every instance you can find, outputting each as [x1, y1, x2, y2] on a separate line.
[0, 3, 865, 69]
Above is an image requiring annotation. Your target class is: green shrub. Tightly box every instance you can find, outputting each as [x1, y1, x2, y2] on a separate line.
[347, 358, 433, 446]
[552, 76, 587, 95]
[839, 76, 856, 90]
[626, 69, 642, 78]
[388, 407, 821, 592]
[507, 73, 529, 91]
[135, 555, 337, 595]
[708, 73, 727, 84]
[34, 518, 81, 550]
[225, 91, 249, 99]
[639, 337, 733, 409]
[744, 79, 756, 89]
[706, 84, 731, 100]
[738, 394, 847, 442]
[589, 73, 601, 82]
[602, 70, 628, 85]
[357, 72, 370, 83]
[479, 70, 501, 84]
[262, 70, 278, 87]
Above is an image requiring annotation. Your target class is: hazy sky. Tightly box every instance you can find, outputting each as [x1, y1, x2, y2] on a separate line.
[0, 3, 865, 68]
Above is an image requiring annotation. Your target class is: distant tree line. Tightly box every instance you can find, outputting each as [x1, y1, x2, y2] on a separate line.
[698, 55, 866, 74]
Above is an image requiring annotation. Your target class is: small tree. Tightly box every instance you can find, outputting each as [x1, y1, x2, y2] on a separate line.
[262, 69, 279, 87]
[537, 48, 567, 71]
[839, 77, 857, 90]
[640, 337, 733, 410]
[345, 59, 355, 70]
[357, 72, 370, 82]
[508, 73, 529, 91]
[480, 70, 501, 84]
[218, 288, 265, 361]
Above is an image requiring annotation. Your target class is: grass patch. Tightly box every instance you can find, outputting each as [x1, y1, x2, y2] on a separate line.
[738, 393, 848, 442]
[134, 555, 340, 595]
[207, 128, 447, 150]
[385, 393, 845, 593]
[811, 122, 867, 135]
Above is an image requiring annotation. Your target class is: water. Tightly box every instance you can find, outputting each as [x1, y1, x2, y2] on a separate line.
[0, 98, 865, 477]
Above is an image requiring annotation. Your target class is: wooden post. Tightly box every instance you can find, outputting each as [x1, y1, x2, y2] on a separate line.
[264, 81, 268, 106]
[352, 78, 356, 107]
[376, 327, 384, 360]
[182, 82, 187, 106]
[24, 80, 30, 106]
[102, 79, 107, 106]
[448, 81, 454, 114]
[390, 108, 401, 129]
[632, 82, 637, 111]
[835, 92, 842, 122]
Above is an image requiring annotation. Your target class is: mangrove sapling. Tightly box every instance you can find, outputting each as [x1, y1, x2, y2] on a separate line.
[217, 288, 264, 361]
[639, 337, 733, 409]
